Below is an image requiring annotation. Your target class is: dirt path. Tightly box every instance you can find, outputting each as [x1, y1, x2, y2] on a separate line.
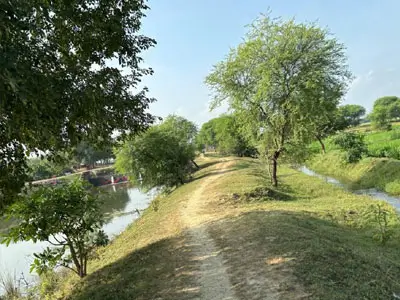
[181, 161, 238, 300]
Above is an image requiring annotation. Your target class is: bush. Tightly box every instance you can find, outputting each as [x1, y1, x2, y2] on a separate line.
[390, 129, 400, 140]
[385, 180, 400, 195]
[114, 126, 196, 191]
[2, 180, 108, 278]
[361, 203, 398, 245]
[332, 132, 367, 163]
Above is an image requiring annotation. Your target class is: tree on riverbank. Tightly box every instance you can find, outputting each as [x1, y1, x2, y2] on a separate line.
[115, 116, 197, 191]
[0, 0, 156, 210]
[2, 180, 108, 278]
[196, 115, 257, 156]
[206, 14, 351, 186]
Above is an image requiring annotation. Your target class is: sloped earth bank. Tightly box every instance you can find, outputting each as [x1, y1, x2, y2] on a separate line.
[56, 156, 400, 299]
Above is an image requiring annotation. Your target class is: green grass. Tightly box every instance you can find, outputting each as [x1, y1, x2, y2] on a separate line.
[44, 158, 224, 300]
[40, 156, 400, 299]
[307, 151, 400, 195]
[207, 159, 400, 299]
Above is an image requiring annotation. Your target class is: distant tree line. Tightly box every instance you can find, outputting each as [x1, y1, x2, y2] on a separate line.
[28, 142, 115, 181]
[370, 96, 400, 130]
[196, 114, 257, 157]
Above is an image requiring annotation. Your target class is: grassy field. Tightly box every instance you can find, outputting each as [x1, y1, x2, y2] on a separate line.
[35, 156, 400, 299]
[307, 121, 400, 194]
[307, 151, 400, 194]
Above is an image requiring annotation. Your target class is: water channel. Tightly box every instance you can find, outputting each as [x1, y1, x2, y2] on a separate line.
[299, 166, 400, 211]
[0, 183, 154, 290]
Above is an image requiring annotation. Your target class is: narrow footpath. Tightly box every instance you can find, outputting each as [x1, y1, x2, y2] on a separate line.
[180, 161, 238, 300]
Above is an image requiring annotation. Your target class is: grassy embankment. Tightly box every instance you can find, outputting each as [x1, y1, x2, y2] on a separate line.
[44, 156, 400, 300]
[308, 123, 400, 194]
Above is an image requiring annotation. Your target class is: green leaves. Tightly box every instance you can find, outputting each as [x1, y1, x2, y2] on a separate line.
[2, 179, 107, 277]
[0, 0, 156, 209]
[205, 13, 352, 185]
[115, 116, 197, 191]
[332, 132, 367, 163]
[370, 96, 400, 130]
[196, 115, 257, 157]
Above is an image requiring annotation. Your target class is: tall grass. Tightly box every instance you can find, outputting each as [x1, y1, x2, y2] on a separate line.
[0, 271, 20, 300]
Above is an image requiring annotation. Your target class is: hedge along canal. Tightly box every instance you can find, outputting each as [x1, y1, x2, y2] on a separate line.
[299, 166, 400, 211]
[0, 183, 154, 292]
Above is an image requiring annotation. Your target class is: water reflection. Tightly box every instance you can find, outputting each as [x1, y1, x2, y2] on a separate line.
[299, 166, 400, 211]
[0, 183, 153, 290]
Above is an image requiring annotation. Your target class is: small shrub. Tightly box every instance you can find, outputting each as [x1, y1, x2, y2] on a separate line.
[332, 132, 367, 163]
[362, 203, 398, 245]
[38, 271, 64, 299]
[0, 271, 20, 300]
[390, 130, 400, 140]
[2, 180, 108, 278]
[385, 181, 400, 195]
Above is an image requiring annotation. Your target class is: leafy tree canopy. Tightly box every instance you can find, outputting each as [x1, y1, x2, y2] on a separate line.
[0, 0, 156, 209]
[338, 104, 366, 127]
[114, 116, 197, 191]
[205, 14, 351, 186]
[197, 115, 257, 157]
[159, 115, 198, 145]
[370, 96, 400, 130]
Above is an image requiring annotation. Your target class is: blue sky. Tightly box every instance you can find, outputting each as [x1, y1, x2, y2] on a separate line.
[139, 0, 400, 126]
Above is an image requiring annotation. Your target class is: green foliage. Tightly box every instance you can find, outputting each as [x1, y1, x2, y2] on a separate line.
[332, 132, 367, 163]
[337, 104, 366, 128]
[385, 180, 400, 195]
[2, 180, 108, 278]
[362, 203, 398, 245]
[160, 115, 198, 146]
[196, 119, 217, 151]
[196, 115, 257, 157]
[27, 157, 74, 181]
[74, 141, 114, 167]
[370, 96, 400, 130]
[0, 0, 156, 209]
[205, 14, 351, 186]
[359, 127, 400, 160]
[114, 117, 197, 191]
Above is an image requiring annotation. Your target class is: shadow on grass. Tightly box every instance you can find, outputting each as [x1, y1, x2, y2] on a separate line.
[197, 160, 224, 170]
[208, 210, 400, 300]
[67, 233, 201, 300]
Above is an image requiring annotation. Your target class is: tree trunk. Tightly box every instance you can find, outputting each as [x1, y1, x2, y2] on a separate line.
[68, 243, 82, 277]
[191, 159, 199, 169]
[316, 135, 326, 154]
[271, 151, 281, 187]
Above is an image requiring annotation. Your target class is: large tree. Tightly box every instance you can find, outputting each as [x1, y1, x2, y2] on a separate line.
[0, 0, 156, 209]
[205, 15, 351, 186]
[313, 104, 365, 153]
[114, 117, 197, 191]
[338, 104, 366, 127]
[370, 96, 400, 130]
[159, 115, 199, 168]
[197, 115, 257, 156]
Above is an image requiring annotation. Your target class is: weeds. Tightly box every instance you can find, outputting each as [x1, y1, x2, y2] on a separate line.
[362, 203, 398, 245]
[0, 271, 20, 300]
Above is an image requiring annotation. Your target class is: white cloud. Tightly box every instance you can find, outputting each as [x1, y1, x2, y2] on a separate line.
[344, 68, 400, 112]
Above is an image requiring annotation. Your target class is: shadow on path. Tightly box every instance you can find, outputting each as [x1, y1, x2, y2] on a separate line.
[68, 232, 201, 300]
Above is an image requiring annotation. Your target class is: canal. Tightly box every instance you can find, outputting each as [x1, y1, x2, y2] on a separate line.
[0, 183, 153, 290]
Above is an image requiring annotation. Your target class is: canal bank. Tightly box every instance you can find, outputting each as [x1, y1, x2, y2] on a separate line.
[0, 183, 154, 294]
[299, 166, 400, 211]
